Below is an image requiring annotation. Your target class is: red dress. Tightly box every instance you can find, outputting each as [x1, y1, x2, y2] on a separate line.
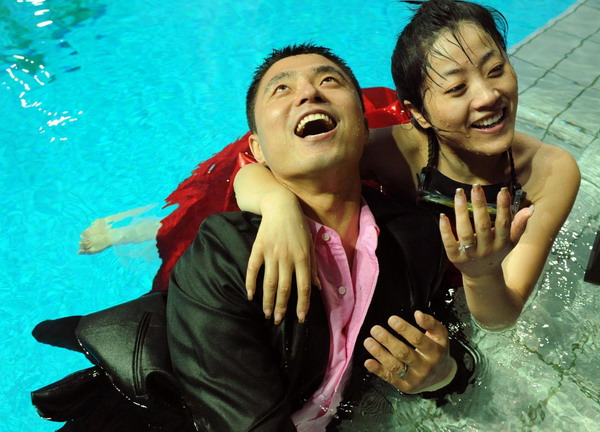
[151, 87, 411, 292]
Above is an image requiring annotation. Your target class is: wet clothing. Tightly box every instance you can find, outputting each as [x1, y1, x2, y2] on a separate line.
[32, 187, 469, 431]
[416, 133, 526, 221]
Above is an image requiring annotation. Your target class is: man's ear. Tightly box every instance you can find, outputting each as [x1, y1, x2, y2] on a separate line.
[403, 100, 432, 129]
[249, 133, 267, 165]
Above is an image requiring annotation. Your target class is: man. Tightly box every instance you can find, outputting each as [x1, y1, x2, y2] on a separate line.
[167, 43, 457, 431]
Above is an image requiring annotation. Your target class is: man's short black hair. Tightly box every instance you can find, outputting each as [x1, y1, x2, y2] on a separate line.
[245, 43, 364, 132]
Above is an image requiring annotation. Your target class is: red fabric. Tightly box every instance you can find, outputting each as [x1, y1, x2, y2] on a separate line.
[151, 87, 411, 292]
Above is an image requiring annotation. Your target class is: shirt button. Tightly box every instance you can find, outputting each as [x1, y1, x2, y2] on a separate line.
[321, 232, 331, 242]
[338, 286, 346, 295]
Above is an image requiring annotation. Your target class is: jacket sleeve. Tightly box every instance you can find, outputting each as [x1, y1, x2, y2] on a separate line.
[166, 213, 297, 432]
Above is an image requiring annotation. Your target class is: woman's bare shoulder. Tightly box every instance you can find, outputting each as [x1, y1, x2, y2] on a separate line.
[362, 124, 425, 197]
[513, 131, 580, 200]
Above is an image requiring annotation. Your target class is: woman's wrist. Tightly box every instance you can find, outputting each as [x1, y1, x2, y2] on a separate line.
[259, 187, 300, 216]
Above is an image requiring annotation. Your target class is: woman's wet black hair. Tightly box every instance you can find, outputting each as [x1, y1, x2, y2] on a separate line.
[392, 0, 509, 121]
[246, 43, 364, 132]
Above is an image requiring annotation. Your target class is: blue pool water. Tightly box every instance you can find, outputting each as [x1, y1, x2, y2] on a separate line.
[2, 0, 595, 430]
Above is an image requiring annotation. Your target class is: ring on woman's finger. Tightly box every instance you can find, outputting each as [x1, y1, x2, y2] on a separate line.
[394, 362, 409, 379]
[458, 241, 476, 253]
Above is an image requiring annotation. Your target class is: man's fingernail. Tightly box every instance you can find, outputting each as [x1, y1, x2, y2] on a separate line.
[247, 291, 253, 301]
[529, 204, 535, 215]
[298, 311, 306, 323]
[264, 309, 272, 319]
[274, 312, 283, 325]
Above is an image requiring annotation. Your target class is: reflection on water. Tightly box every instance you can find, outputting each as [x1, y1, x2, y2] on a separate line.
[333, 211, 600, 431]
[2, 0, 105, 142]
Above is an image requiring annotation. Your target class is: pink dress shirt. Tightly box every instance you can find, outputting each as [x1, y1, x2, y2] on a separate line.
[292, 199, 380, 431]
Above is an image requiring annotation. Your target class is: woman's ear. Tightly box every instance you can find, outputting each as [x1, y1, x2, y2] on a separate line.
[403, 100, 432, 129]
[249, 133, 267, 165]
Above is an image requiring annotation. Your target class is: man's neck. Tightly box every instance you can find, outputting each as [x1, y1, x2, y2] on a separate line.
[284, 176, 363, 266]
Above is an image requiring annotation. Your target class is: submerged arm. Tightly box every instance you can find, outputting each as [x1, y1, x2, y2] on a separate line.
[78, 204, 161, 254]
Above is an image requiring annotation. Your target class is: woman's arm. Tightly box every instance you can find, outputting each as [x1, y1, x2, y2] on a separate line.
[440, 141, 580, 330]
[233, 163, 318, 324]
[78, 204, 160, 254]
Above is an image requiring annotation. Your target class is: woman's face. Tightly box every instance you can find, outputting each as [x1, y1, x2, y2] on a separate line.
[415, 22, 518, 156]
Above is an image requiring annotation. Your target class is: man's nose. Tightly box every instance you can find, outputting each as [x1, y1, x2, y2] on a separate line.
[296, 81, 324, 106]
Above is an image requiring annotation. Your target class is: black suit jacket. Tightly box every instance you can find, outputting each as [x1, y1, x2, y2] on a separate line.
[167, 186, 447, 431]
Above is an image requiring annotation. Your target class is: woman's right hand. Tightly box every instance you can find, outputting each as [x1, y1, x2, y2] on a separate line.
[246, 188, 319, 325]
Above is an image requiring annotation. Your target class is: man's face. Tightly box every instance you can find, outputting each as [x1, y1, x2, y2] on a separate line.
[249, 54, 367, 182]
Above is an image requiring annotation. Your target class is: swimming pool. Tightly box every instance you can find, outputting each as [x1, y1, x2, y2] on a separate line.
[3, 0, 598, 430]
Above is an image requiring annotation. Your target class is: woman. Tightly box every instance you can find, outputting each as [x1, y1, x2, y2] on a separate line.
[232, 0, 580, 330]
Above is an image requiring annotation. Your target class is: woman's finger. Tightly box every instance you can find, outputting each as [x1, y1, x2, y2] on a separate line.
[273, 264, 292, 325]
[454, 188, 476, 253]
[294, 254, 312, 324]
[494, 187, 512, 246]
[470, 184, 492, 246]
[261, 260, 278, 320]
[245, 244, 265, 301]
[439, 213, 460, 260]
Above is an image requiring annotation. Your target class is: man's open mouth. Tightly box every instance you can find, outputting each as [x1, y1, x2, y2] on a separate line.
[471, 109, 506, 129]
[295, 113, 337, 138]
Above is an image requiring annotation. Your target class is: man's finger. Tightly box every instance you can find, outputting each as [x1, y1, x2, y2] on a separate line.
[364, 336, 414, 377]
[413, 311, 449, 348]
[369, 325, 418, 365]
[387, 315, 436, 353]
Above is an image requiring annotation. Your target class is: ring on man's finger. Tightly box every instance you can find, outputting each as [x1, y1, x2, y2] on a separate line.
[458, 241, 476, 253]
[395, 362, 409, 379]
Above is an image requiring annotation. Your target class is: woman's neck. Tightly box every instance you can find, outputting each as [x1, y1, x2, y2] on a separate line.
[436, 143, 510, 185]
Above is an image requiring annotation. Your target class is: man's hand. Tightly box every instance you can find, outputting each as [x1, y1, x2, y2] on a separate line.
[363, 311, 456, 393]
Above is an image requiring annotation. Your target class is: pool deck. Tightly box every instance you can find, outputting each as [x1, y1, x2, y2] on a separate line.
[509, 0, 600, 191]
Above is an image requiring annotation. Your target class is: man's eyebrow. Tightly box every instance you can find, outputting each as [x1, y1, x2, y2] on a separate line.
[312, 64, 347, 81]
[263, 70, 296, 95]
[441, 49, 497, 77]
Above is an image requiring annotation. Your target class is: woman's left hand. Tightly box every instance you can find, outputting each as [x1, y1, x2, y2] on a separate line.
[439, 185, 532, 279]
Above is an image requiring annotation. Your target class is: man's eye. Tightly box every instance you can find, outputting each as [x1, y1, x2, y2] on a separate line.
[322, 76, 338, 84]
[274, 84, 289, 93]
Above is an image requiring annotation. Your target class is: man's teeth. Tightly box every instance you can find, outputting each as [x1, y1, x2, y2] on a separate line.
[473, 111, 503, 128]
[296, 113, 334, 135]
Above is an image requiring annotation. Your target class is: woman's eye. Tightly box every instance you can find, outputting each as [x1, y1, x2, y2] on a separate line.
[447, 84, 465, 94]
[490, 64, 504, 76]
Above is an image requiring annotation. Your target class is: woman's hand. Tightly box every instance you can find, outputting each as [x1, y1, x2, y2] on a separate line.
[246, 189, 319, 324]
[439, 185, 533, 279]
[363, 311, 457, 393]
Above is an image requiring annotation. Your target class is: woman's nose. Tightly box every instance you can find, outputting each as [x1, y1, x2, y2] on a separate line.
[472, 80, 500, 110]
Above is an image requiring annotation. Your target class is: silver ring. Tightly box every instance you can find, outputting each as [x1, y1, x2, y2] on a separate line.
[395, 362, 409, 379]
[458, 241, 476, 253]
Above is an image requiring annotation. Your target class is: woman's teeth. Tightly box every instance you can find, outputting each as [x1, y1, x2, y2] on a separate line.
[472, 110, 504, 128]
